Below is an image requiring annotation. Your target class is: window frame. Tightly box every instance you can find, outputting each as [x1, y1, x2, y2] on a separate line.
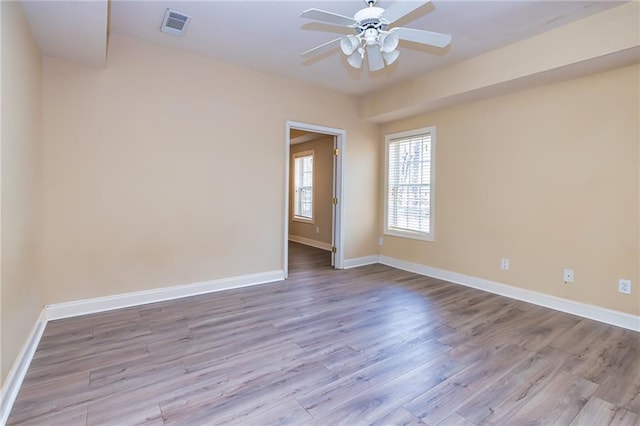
[384, 126, 436, 242]
[292, 149, 315, 224]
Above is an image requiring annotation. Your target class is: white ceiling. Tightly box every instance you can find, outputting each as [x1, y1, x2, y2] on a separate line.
[21, 0, 108, 67]
[22, 0, 626, 95]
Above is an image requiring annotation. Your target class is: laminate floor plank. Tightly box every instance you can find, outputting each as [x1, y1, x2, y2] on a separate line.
[236, 397, 313, 426]
[159, 361, 335, 425]
[504, 371, 599, 425]
[403, 344, 533, 424]
[371, 407, 426, 426]
[317, 353, 465, 425]
[8, 406, 88, 426]
[437, 413, 476, 426]
[87, 403, 163, 426]
[550, 319, 612, 355]
[455, 346, 579, 424]
[24, 343, 151, 384]
[298, 338, 455, 418]
[7, 375, 89, 425]
[7, 242, 640, 425]
[437, 305, 529, 349]
[569, 397, 639, 426]
[592, 346, 640, 413]
[322, 336, 451, 378]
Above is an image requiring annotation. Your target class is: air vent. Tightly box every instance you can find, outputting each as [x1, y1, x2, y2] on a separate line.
[161, 9, 191, 36]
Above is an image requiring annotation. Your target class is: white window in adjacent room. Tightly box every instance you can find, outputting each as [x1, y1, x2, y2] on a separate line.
[293, 150, 314, 222]
[385, 127, 435, 241]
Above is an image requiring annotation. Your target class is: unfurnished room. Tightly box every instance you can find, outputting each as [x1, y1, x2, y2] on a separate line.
[1, 0, 639, 424]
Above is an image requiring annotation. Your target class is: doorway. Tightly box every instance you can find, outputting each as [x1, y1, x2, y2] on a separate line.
[284, 121, 345, 278]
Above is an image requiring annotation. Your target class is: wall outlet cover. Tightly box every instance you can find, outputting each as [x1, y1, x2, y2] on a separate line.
[618, 279, 632, 294]
[501, 258, 509, 271]
[563, 269, 574, 283]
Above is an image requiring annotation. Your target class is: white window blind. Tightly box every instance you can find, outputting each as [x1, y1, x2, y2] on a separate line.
[385, 127, 435, 241]
[293, 151, 314, 221]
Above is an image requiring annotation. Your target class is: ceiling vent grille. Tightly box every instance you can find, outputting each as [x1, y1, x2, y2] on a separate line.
[161, 9, 191, 36]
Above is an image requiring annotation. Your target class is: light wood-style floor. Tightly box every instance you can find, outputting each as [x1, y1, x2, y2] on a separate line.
[8, 243, 640, 425]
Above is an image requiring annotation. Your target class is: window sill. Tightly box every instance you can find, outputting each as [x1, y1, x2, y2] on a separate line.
[292, 217, 315, 225]
[384, 229, 434, 242]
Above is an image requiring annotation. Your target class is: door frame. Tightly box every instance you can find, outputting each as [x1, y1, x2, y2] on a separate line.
[284, 121, 345, 277]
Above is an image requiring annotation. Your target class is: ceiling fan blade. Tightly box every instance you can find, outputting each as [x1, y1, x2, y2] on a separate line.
[391, 27, 452, 48]
[301, 37, 342, 58]
[301, 8, 358, 27]
[367, 45, 385, 72]
[381, 0, 430, 25]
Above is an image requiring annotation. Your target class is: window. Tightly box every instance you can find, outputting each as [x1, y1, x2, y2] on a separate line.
[293, 150, 314, 222]
[385, 127, 435, 241]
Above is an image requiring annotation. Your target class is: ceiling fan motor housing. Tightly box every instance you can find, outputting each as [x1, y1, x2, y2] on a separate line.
[354, 7, 386, 27]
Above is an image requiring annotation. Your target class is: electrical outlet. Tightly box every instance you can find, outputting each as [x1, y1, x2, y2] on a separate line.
[563, 269, 574, 283]
[378, 237, 384, 246]
[501, 258, 509, 271]
[315, 227, 320, 234]
[619, 279, 632, 295]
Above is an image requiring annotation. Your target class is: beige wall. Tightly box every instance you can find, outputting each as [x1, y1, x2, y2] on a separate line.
[362, 2, 639, 122]
[1, 1, 44, 384]
[289, 136, 334, 246]
[41, 34, 379, 305]
[380, 64, 640, 316]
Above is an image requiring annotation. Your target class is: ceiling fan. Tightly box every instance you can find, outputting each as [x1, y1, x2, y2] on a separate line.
[300, 0, 451, 72]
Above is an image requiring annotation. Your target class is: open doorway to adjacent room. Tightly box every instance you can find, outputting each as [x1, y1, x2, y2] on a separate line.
[284, 121, 345, 278]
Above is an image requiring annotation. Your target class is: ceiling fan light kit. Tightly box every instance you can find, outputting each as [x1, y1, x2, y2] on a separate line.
[347, 49, 365, 69]
[380, 31, 399, 53]
[340, 35, 360, 56]
[300, 0, 451, 72]
[383, 49, 400, 66]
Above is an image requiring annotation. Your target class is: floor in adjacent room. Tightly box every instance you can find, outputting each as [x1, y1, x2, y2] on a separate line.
[7, 242, 640, 425]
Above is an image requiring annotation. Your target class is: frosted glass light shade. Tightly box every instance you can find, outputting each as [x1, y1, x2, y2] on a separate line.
[383, 50, 400, 65]
[347, 49, 364, 69]
[340, 35, 360, 56]
[379, 32, 399, 53]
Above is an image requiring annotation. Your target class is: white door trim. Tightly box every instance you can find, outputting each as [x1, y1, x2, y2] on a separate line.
[285, 121, 345, 277]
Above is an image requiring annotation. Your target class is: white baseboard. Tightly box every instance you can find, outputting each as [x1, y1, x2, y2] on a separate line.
[0, 309, 48, 425]
[343, 255, 380, 269]
[0, 270, 284, 424]
[379, 256, 640, 332]
[46, 270, 285, 321]
[288, 235, 332, 252]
